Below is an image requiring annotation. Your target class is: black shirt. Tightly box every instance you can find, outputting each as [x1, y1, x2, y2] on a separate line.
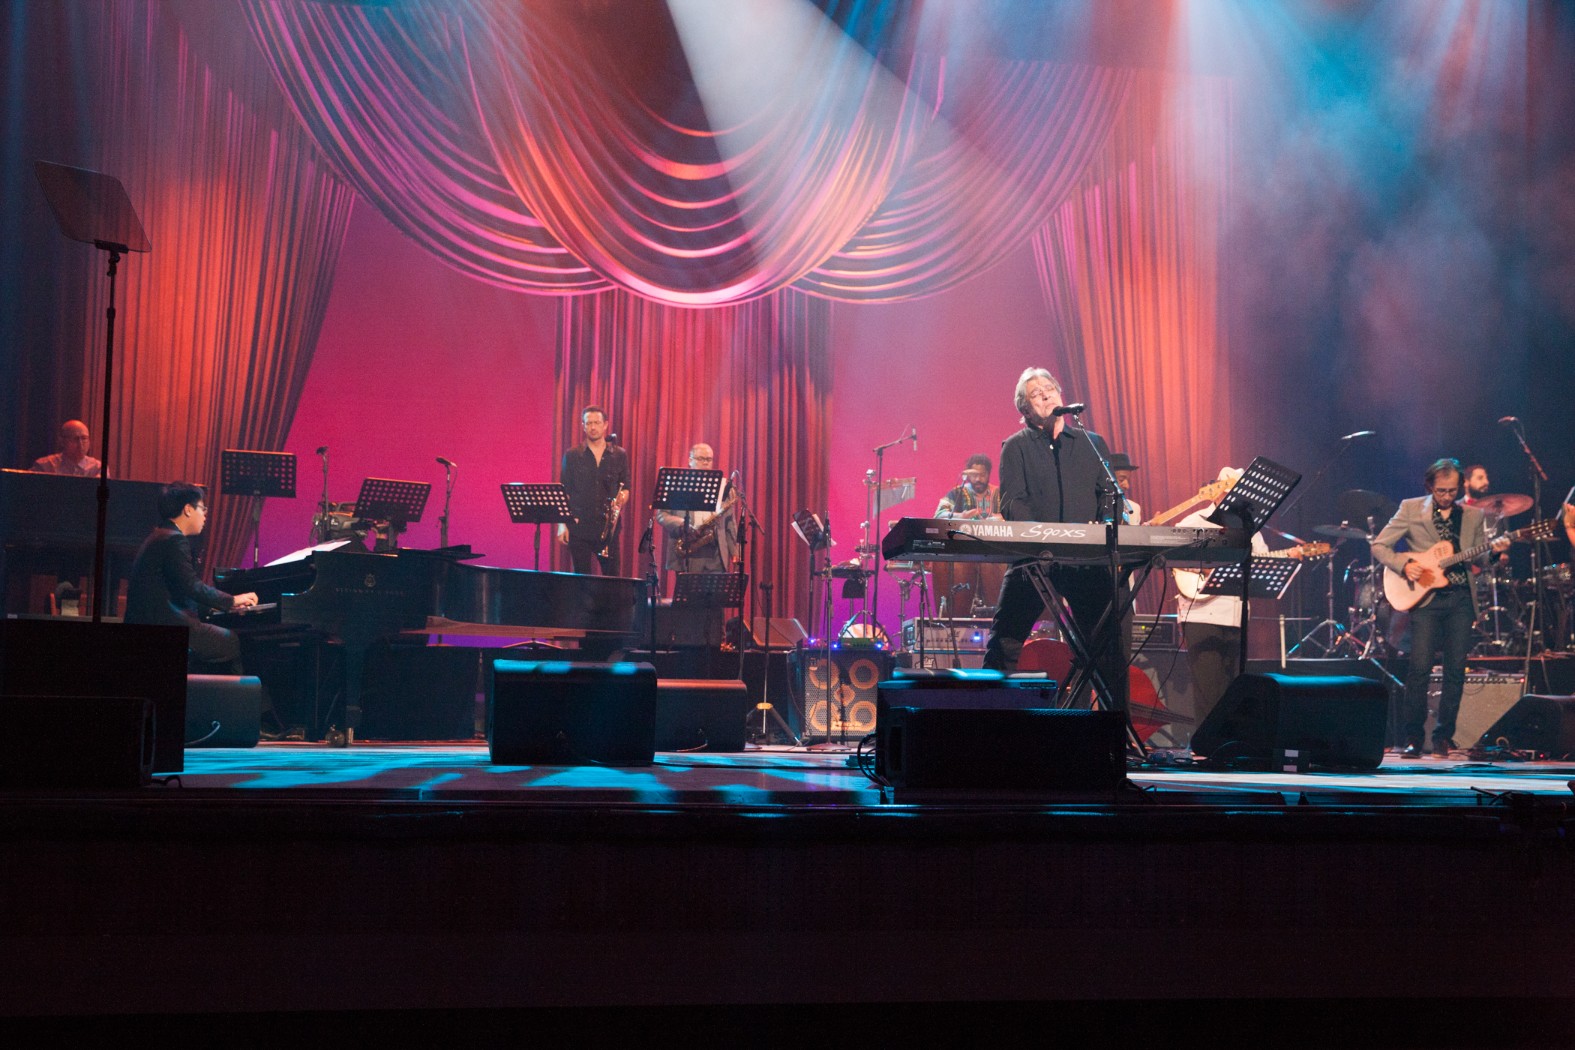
[560, 443, 631, 541]
[997, 424, 1115, 524]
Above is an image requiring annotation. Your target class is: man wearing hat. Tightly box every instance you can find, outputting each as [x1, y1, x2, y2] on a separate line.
[1109, 452, 1140, 523]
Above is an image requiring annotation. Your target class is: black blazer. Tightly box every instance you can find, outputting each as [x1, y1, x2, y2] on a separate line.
[124, 522, 236, 626]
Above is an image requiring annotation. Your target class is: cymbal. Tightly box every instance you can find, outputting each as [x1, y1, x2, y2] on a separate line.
[1336, 488, 1396, 525]
[1473, 493, 1533, 518]
[1314, 523, 1370, 540]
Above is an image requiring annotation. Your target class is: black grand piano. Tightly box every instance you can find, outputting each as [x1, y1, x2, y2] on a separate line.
[216, 547, 643, 739]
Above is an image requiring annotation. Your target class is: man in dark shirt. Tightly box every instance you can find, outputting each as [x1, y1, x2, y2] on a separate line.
[125, 481, 258, 670]
[983, 368, 1126, 706]
[556, 404, 631, 576]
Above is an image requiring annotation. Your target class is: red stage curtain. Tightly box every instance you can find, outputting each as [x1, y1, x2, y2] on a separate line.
[242, 0, 1132, 305]
[1032, 73, 1235, 612]
[76, 0, 355, 571]
[556, 290, 832, 625]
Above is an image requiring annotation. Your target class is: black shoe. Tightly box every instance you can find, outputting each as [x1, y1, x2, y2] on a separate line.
[1432, 737, 1455, 757]
[1400, 743, 1423, 759]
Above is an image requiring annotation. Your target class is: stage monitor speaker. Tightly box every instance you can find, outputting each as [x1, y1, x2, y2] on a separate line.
[655, 678, 750, 752]
[361, 643, 479, 741]
[185, 675, 262, 748]
[487, 660, 656, 766]
[1191, 673, 1388, 771]
[1427, 672, 1525, 751]
[790, 647, 893, 741]
[1476, 695, 1575, 756]
[0, 695, 154, 788]
[0, 619, 188, 773]
[876, 697, 1125, 792]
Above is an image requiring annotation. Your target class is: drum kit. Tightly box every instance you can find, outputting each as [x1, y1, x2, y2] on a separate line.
[1297, 488, 1571, 658]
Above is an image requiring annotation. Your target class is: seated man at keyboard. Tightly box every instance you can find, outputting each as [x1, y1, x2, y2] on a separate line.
[125, 481, 258, 672]
[984, 367, 1126, 707]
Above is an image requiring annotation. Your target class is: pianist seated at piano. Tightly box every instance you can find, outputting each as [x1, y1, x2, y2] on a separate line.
[125, 481, 258, 672]
[29, 419, 102, 478]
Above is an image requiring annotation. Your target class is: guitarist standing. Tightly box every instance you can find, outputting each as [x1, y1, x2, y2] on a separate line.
[1372, 458, 1510, 758]
[557, 404, 631, 576]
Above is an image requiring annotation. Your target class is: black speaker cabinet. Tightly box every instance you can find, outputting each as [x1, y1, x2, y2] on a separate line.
[1192, 672, 1388, 771]
[185, 674, 262, 748]
[876, 701, 1126, 792]
[0, 695, 155, 788]
[1477, 695, 1575, 756]
[487, 660, 657, 766]
[790, 647, 893, 740]
[0, 619, 188, 773]
[654, 678, 750, 752]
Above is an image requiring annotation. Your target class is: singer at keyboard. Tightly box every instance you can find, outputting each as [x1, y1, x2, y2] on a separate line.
[983, 368, 1126, 702]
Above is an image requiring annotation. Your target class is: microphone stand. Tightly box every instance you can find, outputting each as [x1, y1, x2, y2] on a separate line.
[314, 447, 331, 544]
[1506, 420, 1549, 684]
[733, 478, 794, 744]
[868, 425, 915, 646]
[1067, 410, 1130, 721]
[438, 459, 456, 549]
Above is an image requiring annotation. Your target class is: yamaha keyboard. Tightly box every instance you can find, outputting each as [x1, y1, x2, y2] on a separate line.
[881, 517, 1248, 567]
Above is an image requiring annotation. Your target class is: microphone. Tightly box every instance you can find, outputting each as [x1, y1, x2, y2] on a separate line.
[436, 456, 455, 468]
[608, 432, 619, 445]
[729, 470, 740, 483]
[1498, 416, 1519, 426]
[315, 446, 328, 456]
[1340, 430, 1376, 441]
[910, 426, 918, 452]
[1051, 403, 1086, 417]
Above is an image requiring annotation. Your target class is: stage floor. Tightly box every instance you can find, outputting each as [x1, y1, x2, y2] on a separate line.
[158, 740, 1575, 808]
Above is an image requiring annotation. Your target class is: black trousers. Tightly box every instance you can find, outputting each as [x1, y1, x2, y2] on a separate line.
[1182, 621, 1239, 723]
[568, 535, 621, 577]
[984, 563, 1128, 707]
[1401, 586, 1474, 748]
[188, 618, 242, 674]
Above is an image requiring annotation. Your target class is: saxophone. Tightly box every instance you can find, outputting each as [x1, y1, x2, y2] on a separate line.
[675, 492, 739, 557]
[597, 485, 626, 557]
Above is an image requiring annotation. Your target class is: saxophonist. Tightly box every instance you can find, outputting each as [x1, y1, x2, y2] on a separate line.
[557, 404, 631, 575]
[656, 443, 738, 574]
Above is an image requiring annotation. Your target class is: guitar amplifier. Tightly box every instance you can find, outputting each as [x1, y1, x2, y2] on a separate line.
[901, 618, 991, 652]
[1427, 672, 1525, 748]
[1132, 614, 1179, 651]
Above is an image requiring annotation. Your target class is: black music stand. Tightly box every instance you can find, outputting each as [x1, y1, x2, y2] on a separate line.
[353, 477, 431, 552]
[35, 161, 151, 620]
[673, 570, 746, 610]
[1208, 456, 1302, 675]
[502, 482, 572, 570]
[221, 449, 297, 568]
[654, 467, 724, 513]
[1200, 559, 1303, 601]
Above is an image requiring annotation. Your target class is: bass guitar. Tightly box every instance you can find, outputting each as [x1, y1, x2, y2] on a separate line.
[1173, 540, 1332, 601]
[1382, 519, 1555, 611]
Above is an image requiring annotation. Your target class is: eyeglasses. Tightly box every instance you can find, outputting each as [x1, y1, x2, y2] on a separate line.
[1431, 487, 1459, 496]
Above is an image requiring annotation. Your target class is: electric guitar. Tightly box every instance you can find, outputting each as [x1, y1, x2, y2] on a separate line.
[1145, 476, 1237, 528]
[1382, 519, 1555, 611]
[1173, 541, 1333, 601]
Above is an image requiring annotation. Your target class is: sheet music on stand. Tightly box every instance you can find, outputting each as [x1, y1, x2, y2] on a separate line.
[1199, 558, 1303, 600]
[654, 467, 724, 512]
[1208, 456, 1301, 533]
[673, 571, 746, 609]
[221, 449, 296, 499]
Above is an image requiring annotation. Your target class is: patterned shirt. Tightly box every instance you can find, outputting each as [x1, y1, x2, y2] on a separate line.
[1432, 503, 1470, 588]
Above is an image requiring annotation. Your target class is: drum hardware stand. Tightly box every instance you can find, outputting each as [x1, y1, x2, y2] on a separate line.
[1503, 416, 1550, 685]
[865, 427, 918, 649]
[1289, 526, 1364, 658]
